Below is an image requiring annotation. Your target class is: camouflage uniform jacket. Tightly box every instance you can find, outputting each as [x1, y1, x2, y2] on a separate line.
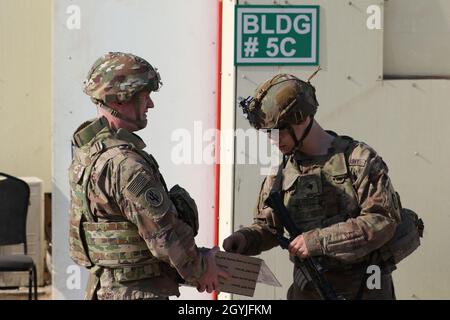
[69, 117, 206, 300]
[238, 132, 401, 271]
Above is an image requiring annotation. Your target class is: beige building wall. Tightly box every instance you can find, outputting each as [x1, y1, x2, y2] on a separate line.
[0, 0, 52, 193]
[222, 0, 450, 300]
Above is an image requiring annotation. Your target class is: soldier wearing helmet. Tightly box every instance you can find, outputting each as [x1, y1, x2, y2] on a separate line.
[69, 52, 229, 300]
[223, 74, 401, 300]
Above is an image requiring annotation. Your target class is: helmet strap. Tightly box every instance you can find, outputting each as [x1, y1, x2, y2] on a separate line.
[98, 102, 146, 129]
[287, 116, 314, 155]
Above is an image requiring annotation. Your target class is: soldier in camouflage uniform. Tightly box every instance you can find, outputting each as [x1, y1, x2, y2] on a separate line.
[69, 52, 228, 300]
[223, 74, 401, 300]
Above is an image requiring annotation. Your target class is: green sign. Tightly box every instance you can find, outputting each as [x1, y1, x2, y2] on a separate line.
[235, 5, 320, 65]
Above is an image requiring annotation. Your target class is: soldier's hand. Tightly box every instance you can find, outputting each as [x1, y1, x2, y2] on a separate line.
[222, 232, 247, 253]
[196, 246, 231, 294]
[288, 235, 310, 258]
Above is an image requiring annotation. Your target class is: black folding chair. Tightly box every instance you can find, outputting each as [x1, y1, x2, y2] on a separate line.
[0, 172, 38, 300]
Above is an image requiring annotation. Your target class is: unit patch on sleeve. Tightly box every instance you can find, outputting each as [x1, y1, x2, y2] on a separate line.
[145, 187, 164, 207]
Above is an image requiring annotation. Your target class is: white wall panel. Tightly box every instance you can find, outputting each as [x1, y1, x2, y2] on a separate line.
[384, 0, 450, 77]
[53, 0, 218, 300]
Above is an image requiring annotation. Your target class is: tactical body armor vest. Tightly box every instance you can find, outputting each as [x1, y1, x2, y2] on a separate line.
[69, 118, 163, 282]
[280, 136, 362, 269]
[276, 135, 422, 270]
[282, 138, 360, 233]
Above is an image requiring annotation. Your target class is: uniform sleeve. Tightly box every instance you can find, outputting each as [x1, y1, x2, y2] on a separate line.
[302, 143, 401, 263]
[114, 152, 206, 282]
[237, 175, 283, 256]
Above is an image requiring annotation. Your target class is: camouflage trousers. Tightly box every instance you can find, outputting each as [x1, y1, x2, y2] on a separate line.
[287, 264, 396, 300]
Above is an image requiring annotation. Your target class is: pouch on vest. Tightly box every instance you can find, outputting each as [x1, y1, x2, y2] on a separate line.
[169, 185, 199, 236]
[379, 199, 424, 265]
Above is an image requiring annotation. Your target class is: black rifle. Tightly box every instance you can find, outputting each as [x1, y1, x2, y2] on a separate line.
[266, 191, 344, 300]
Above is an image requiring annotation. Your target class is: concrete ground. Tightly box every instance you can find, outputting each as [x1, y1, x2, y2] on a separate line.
[0, 285, 52, 300]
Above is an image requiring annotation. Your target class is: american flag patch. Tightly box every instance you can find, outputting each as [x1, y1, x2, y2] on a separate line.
[126, 172, 151, 197]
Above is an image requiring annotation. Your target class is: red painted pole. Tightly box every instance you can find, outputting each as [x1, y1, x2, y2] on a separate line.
[212, 0, 223, 301]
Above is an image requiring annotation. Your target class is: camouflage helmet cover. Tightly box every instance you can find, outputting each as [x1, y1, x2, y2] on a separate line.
[83, 52, 161, 105]
[241, 74, 319, 130]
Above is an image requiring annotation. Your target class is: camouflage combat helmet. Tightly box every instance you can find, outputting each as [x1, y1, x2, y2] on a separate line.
[240, 74, 319, 130]
[83, 52, 161, 105]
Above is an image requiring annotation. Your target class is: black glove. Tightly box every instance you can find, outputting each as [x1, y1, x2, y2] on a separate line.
[222, 232, 247, 254]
